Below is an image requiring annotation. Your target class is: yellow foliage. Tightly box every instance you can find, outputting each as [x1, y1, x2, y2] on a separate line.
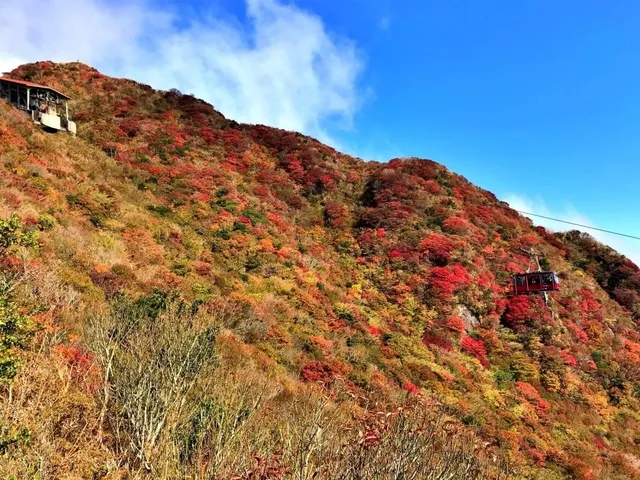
[102, 218, 126, 231]
[510, 352, 540, 383]
[89, 231, 128, 266]
[482, 385, 504, 408]
[301, 271, 318, 285]
[511, 403, 527, 420]
[59, 266, 104, 300]
[585, 389, 613, 419]
[541, 371, 561, 393]
[551, 423, 579, 443]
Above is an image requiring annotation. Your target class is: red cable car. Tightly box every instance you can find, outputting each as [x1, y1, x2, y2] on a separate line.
[512, 271, 560, 295]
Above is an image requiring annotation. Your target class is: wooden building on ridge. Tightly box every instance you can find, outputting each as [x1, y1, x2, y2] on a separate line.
[0, 77, 76, 134]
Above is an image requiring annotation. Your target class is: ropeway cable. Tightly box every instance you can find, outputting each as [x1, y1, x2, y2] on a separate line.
[516, 211, 640, 241]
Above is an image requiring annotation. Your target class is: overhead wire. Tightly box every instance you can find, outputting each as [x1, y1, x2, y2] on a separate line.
[515, 211, 640, 241]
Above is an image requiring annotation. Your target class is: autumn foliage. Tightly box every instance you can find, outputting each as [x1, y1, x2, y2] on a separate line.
[0, 61, 639, 479]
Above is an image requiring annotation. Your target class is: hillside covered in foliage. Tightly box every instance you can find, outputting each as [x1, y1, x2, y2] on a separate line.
[1, 61, 639, 479]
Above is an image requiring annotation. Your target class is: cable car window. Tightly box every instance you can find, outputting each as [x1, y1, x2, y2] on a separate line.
[542, 273, 554, 284]
[528, 275, 540, 285]
[515, 276, 526, 286]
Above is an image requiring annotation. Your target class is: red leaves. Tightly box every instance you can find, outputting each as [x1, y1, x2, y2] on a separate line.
[460, 336, 489, 367]
[118, 118, 140, 138]
[266, 212, 290, 230]
[300, 361, 338, 385]
[200, 127, 219, 145]
[191, 191, 211, 202]
[303, 166, 338, 194]
[566, 321, 589, 343]
[424, 179, 441, 194]
[225, 154, 247, 173]
[193, 260, 212, 276]
[420, 233, 454, 265]
[0, 125, 28, 150]
[593, 434, 608, 451]
[578, 288, 601, 315]
[442, 216, 471, 235]
[560, 350, 578, 367]
[516, 381, 549, 416]
[505, 262, 523, 274]
[388, 249, 404, 260]
[527, 448, 546, 467]
[516, 380, 540, 400]
[429, 265, 472, 300]
[283, 154, 304, 181]
[254, 185, 270, 197]
[222, 128, 246, 149]
[566, 458, 597, 480]
[504, 295, 532, 331]
[308, 336, 333, 356]
[517, 233, 540, 248]
[55, 344, 94, 375]
[423, 330, 453, 352]
[54, 344, 101, 394]
[535, 226, 568, 253]
[446, 316, 467, 334]
[537, 398, 550, 415]
[402, 381, 421, 395]
[324, 200, 348, 228]
[614, 288, 640, 312]
[367, 325, 382, 336]
[9, 62, 640, 479]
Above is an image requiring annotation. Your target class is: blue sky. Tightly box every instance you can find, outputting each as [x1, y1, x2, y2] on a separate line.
[2, 0, 639, 262]
[296, 1, 640, 249]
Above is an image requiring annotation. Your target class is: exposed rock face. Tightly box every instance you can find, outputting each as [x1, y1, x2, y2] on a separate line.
[458, 305, 478, 333]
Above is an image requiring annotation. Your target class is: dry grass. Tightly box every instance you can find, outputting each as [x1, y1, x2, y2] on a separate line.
[0, 345, 108, 479]
[0, 283, 511, 480]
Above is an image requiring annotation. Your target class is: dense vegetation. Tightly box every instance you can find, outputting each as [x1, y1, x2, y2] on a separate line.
[0, 61, 639, 479]
[559, 230, 640, 319]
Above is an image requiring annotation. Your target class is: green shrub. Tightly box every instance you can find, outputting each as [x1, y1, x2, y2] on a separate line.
[147, 204, 171, 216]
[0, 215, 38, 380]
[0, 292, 33, 380]
[0, 424, 30, 454]
[172, 259, 192, 277]
[37, 214, 56, 230]
[214, 229, 231, 240]
[0, 214, 39, 251]
[232, 221, 247, 232]
[242, 208, 267, 225]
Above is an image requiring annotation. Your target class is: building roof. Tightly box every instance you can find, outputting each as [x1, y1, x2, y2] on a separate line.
[0, 77, 71, 100]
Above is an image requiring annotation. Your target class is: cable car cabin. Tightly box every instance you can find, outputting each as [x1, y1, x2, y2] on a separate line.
[0, 77, 76, 134]
[512, 271, 559, 295]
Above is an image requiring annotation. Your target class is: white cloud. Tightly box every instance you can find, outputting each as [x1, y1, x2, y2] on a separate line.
[0, 0, 365, 144]
[0, 54, 26, 76]
[503, 193, 640, 266]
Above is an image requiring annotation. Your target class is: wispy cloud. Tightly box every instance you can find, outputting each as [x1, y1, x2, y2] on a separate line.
[349, 132, 404, 162]
[503, 193, 640, 266]
[0, 0, 366, 145]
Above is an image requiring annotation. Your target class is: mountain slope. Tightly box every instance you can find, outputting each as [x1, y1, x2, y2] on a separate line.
[1, 61, 639, 479]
